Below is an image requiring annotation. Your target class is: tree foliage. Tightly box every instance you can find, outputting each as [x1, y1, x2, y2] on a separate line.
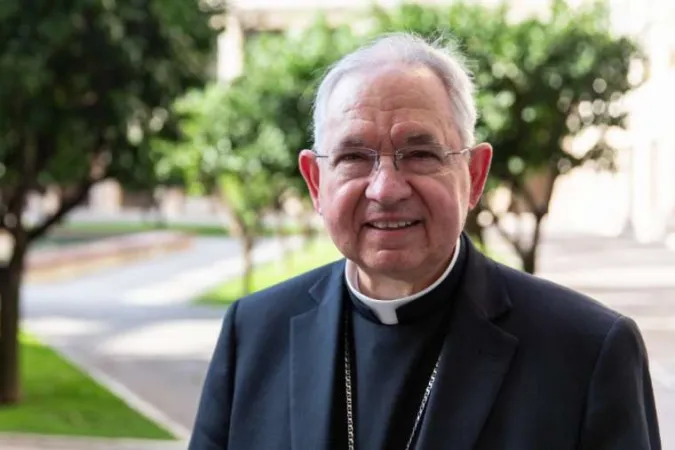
[165, 1, 645, 281]
[158, 19, 361, 294]
[234, 20, 361, 192]
[370, 0, 646, 272]
[0, 0, 224, 404]
[156, 81, 293, 295]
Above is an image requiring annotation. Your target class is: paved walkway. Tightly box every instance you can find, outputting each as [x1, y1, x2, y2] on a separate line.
[16, 236, 304, 446]
[8, 231, 675, 449]
[0, 434, 186, 450]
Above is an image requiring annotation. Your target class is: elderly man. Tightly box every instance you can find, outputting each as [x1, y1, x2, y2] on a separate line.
[189, 33, 661, 450]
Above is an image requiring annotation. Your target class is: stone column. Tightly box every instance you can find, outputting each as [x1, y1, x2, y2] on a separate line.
[217, 14, 245, 82]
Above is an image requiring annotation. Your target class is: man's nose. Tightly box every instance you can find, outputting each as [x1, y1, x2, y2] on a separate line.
[365, 156, 412, 205]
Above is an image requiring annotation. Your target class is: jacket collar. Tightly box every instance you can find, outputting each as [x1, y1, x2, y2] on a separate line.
[289, 235, 518, 450]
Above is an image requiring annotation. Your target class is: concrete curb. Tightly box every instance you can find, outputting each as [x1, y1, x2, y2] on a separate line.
[28, 340, 192, 442]
[0, 433, 186, 449]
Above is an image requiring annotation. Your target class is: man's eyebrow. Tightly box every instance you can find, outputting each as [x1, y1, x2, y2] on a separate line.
[337, 137, 368, 148]
[403, 133, 439, 146]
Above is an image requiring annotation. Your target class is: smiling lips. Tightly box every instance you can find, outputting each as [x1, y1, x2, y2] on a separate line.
[366, 220, 421, 230]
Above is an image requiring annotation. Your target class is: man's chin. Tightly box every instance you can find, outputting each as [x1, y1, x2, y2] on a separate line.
[359, 252, 422, 275]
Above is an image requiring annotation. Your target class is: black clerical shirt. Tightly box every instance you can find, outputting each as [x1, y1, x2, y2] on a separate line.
[330, 238, 468, 450]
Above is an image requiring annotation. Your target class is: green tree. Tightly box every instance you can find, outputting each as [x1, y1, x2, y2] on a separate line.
[0, 0, 224, 404]
[156, 83, 292, 296]
[372, 0, 646, 273]
[240, 21, 360, 187]
[158, 20, 361, 291]
[232, 22, 361, 238]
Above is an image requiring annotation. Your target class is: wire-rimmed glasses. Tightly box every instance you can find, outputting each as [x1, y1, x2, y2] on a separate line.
[312, 145, 471, 179]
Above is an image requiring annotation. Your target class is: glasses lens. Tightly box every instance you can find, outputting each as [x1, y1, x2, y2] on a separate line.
[331, 148, 376, 178]
[398, 147, 447, 174]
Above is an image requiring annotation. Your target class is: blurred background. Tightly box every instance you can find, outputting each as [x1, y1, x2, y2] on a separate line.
[1, 0, 674, 449]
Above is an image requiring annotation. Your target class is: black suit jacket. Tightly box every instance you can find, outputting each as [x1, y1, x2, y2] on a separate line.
[189, 237, 661, 449]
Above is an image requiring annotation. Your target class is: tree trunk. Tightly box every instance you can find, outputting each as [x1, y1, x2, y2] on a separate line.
[218, 194, 256, 298]
[521, 248, 537, 274]
[465, 206, 485, 248]
[519, 214, 544, 275]
[300, 209, 318, 247]
[151, 198, 167, 229]
[275, 215, 293, 272]
[0, 231, 28, 405]
[241, 234, 255, 297]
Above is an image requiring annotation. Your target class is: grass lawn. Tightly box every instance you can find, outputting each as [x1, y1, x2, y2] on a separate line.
[54, 221, 231, 237]
[196, 237, 343, 306]
[0, 334, 174, 440]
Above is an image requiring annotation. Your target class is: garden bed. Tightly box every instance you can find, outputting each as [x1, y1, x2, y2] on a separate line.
[25, 231, 193, 283]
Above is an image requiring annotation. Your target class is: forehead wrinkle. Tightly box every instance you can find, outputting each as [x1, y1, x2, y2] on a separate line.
[323, 114, 378, 152]
[328, 108, 459, 152]
[341, 93, 436, 116]
[389, 114, 453, 149]
[323, 65, 462, 150]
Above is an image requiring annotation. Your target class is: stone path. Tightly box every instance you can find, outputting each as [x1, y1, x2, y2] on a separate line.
[5, 231, 675, 449]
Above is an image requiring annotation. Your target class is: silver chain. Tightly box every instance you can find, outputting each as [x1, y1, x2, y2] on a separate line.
[344, 330, 356, 450]
[343, 314, 442, 450]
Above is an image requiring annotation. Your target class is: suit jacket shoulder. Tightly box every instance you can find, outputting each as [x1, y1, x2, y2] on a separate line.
[483, 260, 660, 449]
[231, 258, 344, 340]
[492, 260, 622, 340]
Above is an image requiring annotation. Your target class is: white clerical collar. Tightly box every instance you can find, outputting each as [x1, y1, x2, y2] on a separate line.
[344, 237, 461, 325]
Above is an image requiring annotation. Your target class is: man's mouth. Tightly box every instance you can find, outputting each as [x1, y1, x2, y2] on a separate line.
[366, 220, 421, 230]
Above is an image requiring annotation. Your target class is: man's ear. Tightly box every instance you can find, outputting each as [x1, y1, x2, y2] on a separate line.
[467, 143, 493, 209]
[298, 149, 322, 214]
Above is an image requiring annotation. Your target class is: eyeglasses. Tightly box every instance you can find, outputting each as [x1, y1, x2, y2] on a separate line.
[312, 145, 471, 179]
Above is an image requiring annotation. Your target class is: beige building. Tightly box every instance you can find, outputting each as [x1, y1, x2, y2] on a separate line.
[216, 0, 675, 242]
[612, 0, 675, 242]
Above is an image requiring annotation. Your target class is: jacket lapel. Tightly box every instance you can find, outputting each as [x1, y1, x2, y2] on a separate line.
[416, 239, 519, 450]
[288, 238, 518, 450]
[289, 261, 345, 450]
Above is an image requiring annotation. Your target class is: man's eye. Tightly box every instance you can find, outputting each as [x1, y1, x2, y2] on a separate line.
[406, 150, 442, 160]
[335, 152, 371, 163]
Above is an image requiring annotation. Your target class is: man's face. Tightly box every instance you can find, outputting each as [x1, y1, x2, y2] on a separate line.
[299, 65, 492, 283]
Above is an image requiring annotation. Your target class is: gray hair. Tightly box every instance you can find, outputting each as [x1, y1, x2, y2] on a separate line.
[311, 32, 477, 150]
